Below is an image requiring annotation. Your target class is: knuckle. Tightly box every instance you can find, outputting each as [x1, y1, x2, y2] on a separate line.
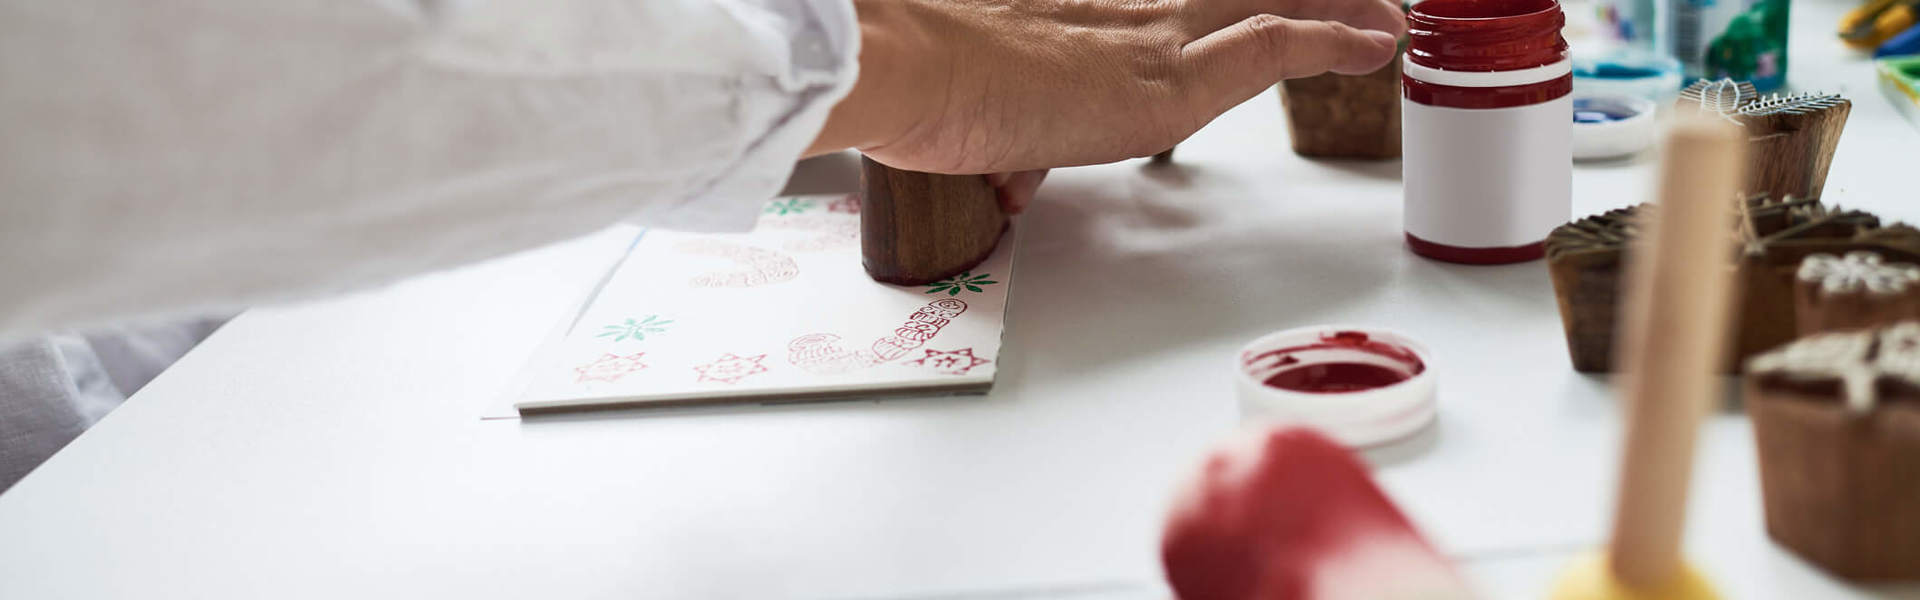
[1242, 14, 1294, 53]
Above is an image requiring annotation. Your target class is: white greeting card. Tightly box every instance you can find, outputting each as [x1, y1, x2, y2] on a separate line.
[513, 194, 1014, 413]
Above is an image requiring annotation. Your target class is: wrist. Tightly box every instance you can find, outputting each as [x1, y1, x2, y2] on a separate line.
[806, 0, 935, 158]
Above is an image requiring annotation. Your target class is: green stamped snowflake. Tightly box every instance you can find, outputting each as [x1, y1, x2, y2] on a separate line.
[596, 315, 674, 342]
[763, 198, 811, 215]
[925, 272, 998, 296]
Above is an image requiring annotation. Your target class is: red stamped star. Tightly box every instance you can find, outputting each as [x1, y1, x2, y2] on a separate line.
[905, 348, 991, 375]
[694, 353, 770, 384]
[575, 352, 648, 383]
[827, 194, 861, 214]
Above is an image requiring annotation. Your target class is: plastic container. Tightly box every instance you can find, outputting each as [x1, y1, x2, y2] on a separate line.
[1402, 0, 1573, 265]
[1669, 0, 1791, 91]
[1236, 326, 1438, 448]
[1572, 95, 1658, 159]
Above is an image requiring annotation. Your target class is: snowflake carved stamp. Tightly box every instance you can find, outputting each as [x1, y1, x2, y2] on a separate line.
[1798, 251, 1920, 296]
[694, 353, 770, 385]
[904, 348, 992, 375]
[575, 353, 648, 383]
[676, 238, 799, 288]
[1747, 323, 1920, 413]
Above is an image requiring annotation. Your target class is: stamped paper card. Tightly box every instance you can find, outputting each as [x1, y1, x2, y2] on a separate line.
[513, 194, 1014, 413]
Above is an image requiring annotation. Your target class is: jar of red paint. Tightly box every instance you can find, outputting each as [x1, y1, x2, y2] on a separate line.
[1401, 0, 1572, 264]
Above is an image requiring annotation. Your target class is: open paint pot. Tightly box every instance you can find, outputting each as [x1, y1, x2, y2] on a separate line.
[1571, 95, 1657, 160]
[1235, 326, 1437, 448]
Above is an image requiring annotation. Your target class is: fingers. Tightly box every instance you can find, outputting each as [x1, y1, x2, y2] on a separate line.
[1181, 15, 1397, 114]
[992, 169, 1048, 214]
[1183, 0, 1406, 40]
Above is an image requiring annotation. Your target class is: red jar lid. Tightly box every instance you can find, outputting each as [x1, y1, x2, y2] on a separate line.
[1407, 0, 1568, 72]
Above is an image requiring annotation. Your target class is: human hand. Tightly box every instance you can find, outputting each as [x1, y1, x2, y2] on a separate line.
[988, 169, 1047, 214]
[808, 0, 1404, 176]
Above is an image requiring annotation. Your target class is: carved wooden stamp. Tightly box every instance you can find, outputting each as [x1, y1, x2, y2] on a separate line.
[1278, 52, 1403, 159]
[1677, 79, 1852, 200]
[1745, 323, 1920, 580]
[1794, 251, 1920, 335]
[1547, 195, 1920, 372]
[859, 157, 1008, 286]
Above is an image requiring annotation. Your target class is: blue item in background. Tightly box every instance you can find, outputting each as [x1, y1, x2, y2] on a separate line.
[1877, 22, 1920, 57]
[1572, 52, 1686, 102]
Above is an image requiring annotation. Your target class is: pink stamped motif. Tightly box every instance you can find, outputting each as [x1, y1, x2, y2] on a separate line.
[694, 353, 770, 385]
[904, 348, 992, 376]
[762, 214, 860, 252]
[575, 353, 648, 383]
[827, 194, 861, 215]
[788, 298, 970, 374]
[787, 333, 864, 375]
[676, 239, 799, 288]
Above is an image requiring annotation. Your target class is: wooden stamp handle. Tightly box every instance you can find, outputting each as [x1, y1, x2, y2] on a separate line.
[859, 156, 1009, 286]
[1606, 117, 1747, 587]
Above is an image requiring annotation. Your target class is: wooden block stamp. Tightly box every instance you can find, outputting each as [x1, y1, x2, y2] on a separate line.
[1278, 53, 1403, 159]
[1794, 251, 1920, 335]
[1547, 196, 1920, 372]
[1677, 79, 1852, 200]
[1745, 324, 1920, 580]
[859, 157, 1008, 286]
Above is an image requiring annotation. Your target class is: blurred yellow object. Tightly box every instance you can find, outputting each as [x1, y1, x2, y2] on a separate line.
[1841, 0, 1919, 49]
[1547, 552, 1720, 600]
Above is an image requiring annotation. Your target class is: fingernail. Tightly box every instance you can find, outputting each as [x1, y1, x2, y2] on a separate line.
[1364, 30, 1397, 47]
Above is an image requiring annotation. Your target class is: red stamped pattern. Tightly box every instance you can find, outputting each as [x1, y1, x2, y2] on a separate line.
[788, 298, 970, 374]
[694, 353, 770, 384]
[787, 333, 864, 375]
[575, 353, 648, 383]
[904, 348, 992, 376]
[762, 215, 860, 252]
[827, 194, 861, 214]
[676, 239, 799, 288]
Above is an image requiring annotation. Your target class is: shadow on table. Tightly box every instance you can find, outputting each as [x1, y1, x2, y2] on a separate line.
[1311, 157, 1404, 182]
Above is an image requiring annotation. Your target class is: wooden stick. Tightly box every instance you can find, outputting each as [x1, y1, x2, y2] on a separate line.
[1606, 116, 1747, 587]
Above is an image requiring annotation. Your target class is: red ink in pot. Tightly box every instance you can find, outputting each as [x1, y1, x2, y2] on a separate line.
[1401, 0, 1572, 265]
[1244, 331, 1427, 393]
[1236, 326, 1438, 447]
[1265, 362, 1414, 392]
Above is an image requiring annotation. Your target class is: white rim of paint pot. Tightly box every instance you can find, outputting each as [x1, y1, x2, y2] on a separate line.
[1572, 95, 1659, 160]
[1234, 325, 1438, 449]
[1403, 56, 1572, 88]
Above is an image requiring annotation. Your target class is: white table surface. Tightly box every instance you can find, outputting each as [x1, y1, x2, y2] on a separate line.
[5, 2, 1920, 597]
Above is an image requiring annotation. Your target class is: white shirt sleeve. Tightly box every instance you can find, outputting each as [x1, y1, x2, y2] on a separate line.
[0, 0, 859, 337]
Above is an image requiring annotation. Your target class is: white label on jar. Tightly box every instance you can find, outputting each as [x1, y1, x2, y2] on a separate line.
[1401, 95, 1572, 249]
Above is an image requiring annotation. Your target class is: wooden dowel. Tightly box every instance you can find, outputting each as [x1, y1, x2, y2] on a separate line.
[1606, 116, 1747, 587]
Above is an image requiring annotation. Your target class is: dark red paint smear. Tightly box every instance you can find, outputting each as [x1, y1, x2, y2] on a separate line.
[1162, 427, 1437, 600]
[1245, 331, 1425, 393]
[1265, 362, 1412, 392]
[1405, 233, 1547, 264]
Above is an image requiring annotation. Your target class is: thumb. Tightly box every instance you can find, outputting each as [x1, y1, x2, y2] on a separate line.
[1181, 15, 1397, 116]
